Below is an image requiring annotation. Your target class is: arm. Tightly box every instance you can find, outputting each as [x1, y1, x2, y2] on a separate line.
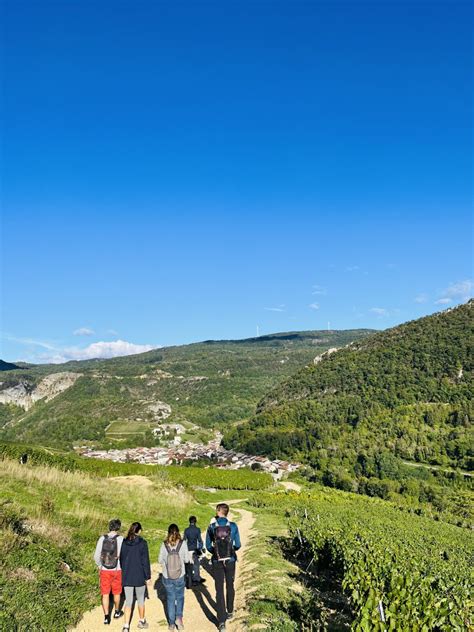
[120, 541, 128, 570]
[205, 525, 214, 555]
[158, 543, 167, 575]
[197, 530, 204, 551]
[93, 537, 103, 568]
[181, 540, 191, 564]
[232, 524, 241, 551]
[141, 541, 151, 581]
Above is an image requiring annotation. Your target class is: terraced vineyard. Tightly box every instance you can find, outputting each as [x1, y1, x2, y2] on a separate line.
[251, 487, 474, 630]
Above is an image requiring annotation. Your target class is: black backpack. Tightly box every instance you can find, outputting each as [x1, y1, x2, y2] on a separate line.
[100, 534, 119, 569]
[213, 521, 234, 562]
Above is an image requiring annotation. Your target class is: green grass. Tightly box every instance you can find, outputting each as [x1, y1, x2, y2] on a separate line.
[0, 457, 204, 631]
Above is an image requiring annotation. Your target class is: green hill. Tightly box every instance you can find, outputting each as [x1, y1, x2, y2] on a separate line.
[0, 329, 371, 448]
[0, 360, 20, 371]
[224, 302, 473, 494]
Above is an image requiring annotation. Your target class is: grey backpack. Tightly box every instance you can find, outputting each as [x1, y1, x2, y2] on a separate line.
[165, 540, 183, 579]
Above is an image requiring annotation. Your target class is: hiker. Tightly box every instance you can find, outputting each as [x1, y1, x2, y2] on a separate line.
[159, 523, 191, 631]
[206, 503, 241, 631]
[183, 515, 205, 585]
[120, 522, 152, 631]
[93, 518, 124, 625]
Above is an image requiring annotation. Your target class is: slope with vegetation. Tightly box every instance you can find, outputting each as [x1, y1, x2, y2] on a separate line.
[0, 442, 272, 631]
[224, 302, 473, 520]
[0, 329, 371, 448]
[248, 486, 473, 631]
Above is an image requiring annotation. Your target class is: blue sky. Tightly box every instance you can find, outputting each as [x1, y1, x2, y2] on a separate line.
[1, 0, 472, 363]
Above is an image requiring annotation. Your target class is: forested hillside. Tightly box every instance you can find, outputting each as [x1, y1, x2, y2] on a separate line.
[0, 329, 371, 448]
[224, 302, 473, 502]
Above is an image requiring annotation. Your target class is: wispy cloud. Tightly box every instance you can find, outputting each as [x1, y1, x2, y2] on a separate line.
[264, 305, 285, 312]
[370, 307, 389, 317]
[414, 293, 429, 304]
[309, 302, 320, 310]
[346, 265, 360, 272]
[2, 334, 57, 351]
[107, 329, 119, 336]
[312, 285, 327, 295]
[435, 297, 452, 305]
[437, 279, 473, 304]
[73, 327, 95, 336]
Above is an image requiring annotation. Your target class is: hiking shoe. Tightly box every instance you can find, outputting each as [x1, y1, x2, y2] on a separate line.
[137, 621, 149, 630]
[114, 610, 124, 619]
[227, 611, 234, 620]
[104, 614, 111, 625]
[176, 618, 184, 630]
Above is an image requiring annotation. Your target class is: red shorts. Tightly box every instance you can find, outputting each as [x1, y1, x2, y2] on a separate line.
[100, 569, 122, 595]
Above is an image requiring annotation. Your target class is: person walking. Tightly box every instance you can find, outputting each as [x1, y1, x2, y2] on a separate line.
[159, 524, 191, 631]
[206, 503, 241, 632]
[93, 518, 124, 625]
[120, 522, 151, 631]
[183, 515, 205, 585]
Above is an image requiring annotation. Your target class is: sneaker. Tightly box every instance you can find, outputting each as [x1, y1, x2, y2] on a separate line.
[176, 618, 184, 631]
[227, 611, 234, 620]
[168, 626, 176, 631]
[137, 621, 149, 630]
[122, 627, 130, 632]
[104, 614, 111, 625]
[219, 625, 226, 632]
[114, 610, 124, 619]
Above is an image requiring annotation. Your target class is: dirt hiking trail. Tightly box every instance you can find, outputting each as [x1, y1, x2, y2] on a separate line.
[72, 501, 255, 632]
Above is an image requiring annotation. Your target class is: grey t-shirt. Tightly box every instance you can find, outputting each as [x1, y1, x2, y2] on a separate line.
[158, 540, 191, 579]
[94, 531, 124, 571]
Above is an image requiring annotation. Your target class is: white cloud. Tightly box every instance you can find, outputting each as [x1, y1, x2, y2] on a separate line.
[414, 293, 429, 304]
[309, 302, 320, 310]
[346, 265, 360, 272]
[312, 285, 327, 295]
[435, 298, 452, 305]
[107, 329, 119, 336]
[438, 279, 473, 302]
[370, 307, 389, 317]
[73, 327, 95, 336]
[47, 340, 158, 363]
[264, 305, 285, 312]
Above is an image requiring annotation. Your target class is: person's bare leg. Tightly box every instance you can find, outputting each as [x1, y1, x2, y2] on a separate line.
[138, 604, 145, 620]
[124, 606, 132, 625]
[113, 594, 121, 611]
[101, 594, 110, 615]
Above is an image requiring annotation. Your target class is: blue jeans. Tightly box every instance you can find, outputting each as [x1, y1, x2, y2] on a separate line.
[163, 576, 185, 624]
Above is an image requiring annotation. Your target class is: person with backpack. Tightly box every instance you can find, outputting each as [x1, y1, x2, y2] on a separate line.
[158, 523, 191, 631]
[119, 522, 152, 631]
[206, 503, 241, 632]
[93, 518, 124, 625]
[183, 515, 205, 585]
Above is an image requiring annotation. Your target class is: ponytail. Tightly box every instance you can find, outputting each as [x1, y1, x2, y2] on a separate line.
[126, 521, 142, 541]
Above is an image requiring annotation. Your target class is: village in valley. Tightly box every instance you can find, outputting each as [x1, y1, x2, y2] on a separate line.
[77, 425, 299, 479]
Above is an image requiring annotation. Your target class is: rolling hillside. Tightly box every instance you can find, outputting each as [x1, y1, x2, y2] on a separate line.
[224, 302, 473, 488]
[0, 329, 372, 448]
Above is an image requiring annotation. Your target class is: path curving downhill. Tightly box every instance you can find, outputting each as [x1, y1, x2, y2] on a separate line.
[72, 503, 254, 632]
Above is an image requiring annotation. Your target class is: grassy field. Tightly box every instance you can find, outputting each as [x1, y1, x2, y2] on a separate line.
[0, 443, 273, 631]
